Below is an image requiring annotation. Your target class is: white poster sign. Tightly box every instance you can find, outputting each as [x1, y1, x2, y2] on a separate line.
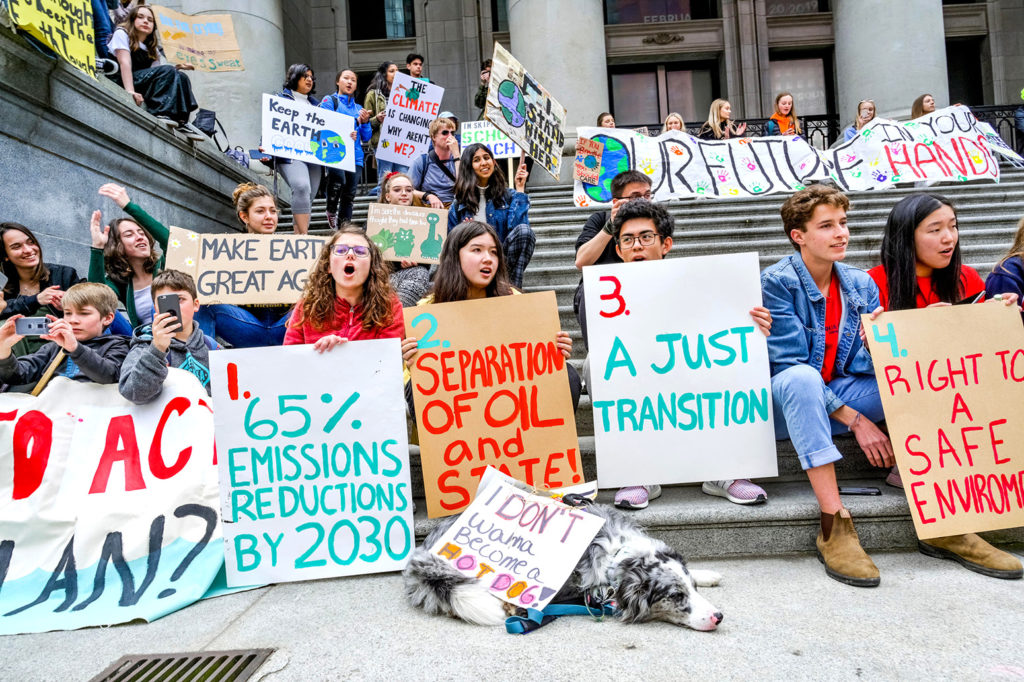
[583, 253, 778, 486]
[375, 72, 446, 165]
[460, 120, 521, 159]
[429, 473, 604, 609]
[210, 342, 414, 586]
[261, 93, 356, 171]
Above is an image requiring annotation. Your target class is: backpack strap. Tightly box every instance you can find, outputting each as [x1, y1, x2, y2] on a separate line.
[429, 150, 457, 183]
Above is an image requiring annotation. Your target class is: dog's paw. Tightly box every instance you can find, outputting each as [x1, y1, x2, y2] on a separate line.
[690, 569, 722, 587]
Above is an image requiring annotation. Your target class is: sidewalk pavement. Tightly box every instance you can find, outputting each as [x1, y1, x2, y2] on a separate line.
[1, 548, 1022, 681]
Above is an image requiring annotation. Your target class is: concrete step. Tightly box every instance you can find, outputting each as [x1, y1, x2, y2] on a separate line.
[403, 432, 882, 500]
[410, 477, 1024, 559]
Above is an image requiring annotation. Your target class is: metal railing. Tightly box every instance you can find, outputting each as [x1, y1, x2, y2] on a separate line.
[971, 104, 1024, 155]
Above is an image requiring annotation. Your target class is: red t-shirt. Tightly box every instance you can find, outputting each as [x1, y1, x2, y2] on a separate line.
[867, 264, 985, 310]
[283, 294, 405, 345]
[820, 273, 842, 383]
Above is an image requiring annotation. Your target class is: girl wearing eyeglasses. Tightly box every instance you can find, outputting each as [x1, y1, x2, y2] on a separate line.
[284, 225, 404, 349]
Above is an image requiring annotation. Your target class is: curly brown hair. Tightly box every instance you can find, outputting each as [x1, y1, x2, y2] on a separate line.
[293, 225, 396, 332]
[104, 218, 160, 285]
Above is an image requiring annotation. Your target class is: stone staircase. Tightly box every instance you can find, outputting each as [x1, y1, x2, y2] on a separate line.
[282, 167, 1024, 558]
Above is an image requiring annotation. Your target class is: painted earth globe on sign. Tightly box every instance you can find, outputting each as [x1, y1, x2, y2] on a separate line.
[497, 80, 527, 128]
[311, 130, 347, 164]
[583, 134, 631, 204]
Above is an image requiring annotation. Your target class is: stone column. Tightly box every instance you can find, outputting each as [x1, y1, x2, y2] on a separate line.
[834, 0, 948, 120]
[176, 0, 287, 150]
[507, 0, 609, 133]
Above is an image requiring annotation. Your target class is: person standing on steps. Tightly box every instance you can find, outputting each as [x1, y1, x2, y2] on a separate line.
[320, 68, 372, 229]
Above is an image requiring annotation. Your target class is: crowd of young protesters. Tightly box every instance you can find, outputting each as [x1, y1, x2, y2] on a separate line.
[3, 27, 1023, 591]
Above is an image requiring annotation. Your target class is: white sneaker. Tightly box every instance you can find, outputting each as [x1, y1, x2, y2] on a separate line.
[614, 485, 662, 510]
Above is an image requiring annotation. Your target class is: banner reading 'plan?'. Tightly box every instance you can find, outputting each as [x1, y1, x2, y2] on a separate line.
[867, 304, 1024, 539]
[366, 204, 447, 264]
[261, 94, 356, 171]
[211, 343, 414, 586]
[584, 253, 777, 487]
[0, 373, 222, 635]
[153, 5, 244, 72]
[406, 292, 581, 517]
[164, 227, 324, 305]
[484, 44, 566, 179]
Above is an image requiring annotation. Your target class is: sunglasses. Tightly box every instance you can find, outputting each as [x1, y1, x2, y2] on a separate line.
[438, 129, 453, 136]
[333, 244, 370, 258]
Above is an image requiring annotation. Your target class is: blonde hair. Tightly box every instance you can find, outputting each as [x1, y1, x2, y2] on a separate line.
[855, 99, 876, 130]
[700, 99, 736, 139]
[772, 92, 802, 135]
[62, 283, 119, 318]
[377, 172, 416, 204]
[429, 117, 456, 137]
[662, 112, 684, 132]
[996, 217, 1024, 269]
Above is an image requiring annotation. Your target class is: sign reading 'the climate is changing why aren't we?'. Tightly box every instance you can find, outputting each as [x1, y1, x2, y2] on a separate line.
[210, 343, 414, 586]
[867, 304, 1024, 539]
[375, 72, 445, 165]
[406, 292, 582, 518]
[261, 93, 355, 171]
[584, 253, 778, 487]
[430, 471, 604, 610]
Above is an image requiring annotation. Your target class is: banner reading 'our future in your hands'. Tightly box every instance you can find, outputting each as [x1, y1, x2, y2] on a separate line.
[210, 343, 414, 586]
[574, 106, 1023, 207]
[867, 304, 1024, 540]
[484, 44, 567, 180]
[406, 292, 582, 518]
[584, 253, 778, 487]
[0, 373, 223, 635]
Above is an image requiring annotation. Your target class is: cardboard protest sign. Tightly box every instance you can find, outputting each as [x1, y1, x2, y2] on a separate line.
[375, 73, 445, 165]
[406, 292, 582, 518]
[584, 253, 777, 487]
[152, 5, 244, 72]
[430, 474, 604, 609]
[0, 372, 223, 635]
[261, 94, 355, 171]
[866, 305, 1024, 539]
[210, 342, 414, 586]
[484, 44, 567, 179]
[573, 106, 1020, 207]
[574, 137, 603, 184]
[8, 0, 95, 78]
[366, 204, 447, 265]
[164, 226, 324, 306]
[460, 120, 521, 159]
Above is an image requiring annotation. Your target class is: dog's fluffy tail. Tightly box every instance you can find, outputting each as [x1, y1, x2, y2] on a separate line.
[402, 548, 507, 626]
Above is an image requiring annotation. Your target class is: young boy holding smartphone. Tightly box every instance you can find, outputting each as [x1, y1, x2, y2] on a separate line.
[119, 270, 218, 403]
[0, 283, 129, 392]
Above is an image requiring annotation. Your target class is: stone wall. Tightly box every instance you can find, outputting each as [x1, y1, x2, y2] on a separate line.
[0, 30, 269, 281]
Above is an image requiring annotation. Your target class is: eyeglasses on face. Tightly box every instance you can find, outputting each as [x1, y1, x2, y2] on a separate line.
[438, 129, 453, 136]
[617, 191, 653, 201]
[618, 231, 659, 248]
[333, 244, 370, 258]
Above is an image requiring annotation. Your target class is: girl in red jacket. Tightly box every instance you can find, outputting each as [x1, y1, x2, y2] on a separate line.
[284, 225, 404, 350]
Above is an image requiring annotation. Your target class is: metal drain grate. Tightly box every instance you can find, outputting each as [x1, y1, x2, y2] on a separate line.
[91, 649, 275, 682]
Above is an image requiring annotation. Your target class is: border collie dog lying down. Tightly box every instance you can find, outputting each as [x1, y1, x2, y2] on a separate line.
[403, 504, 724, 631]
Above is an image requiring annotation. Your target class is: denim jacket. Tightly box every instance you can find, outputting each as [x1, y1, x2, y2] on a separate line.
[448, 189, 530, 242]
[761, 253, 880, 414]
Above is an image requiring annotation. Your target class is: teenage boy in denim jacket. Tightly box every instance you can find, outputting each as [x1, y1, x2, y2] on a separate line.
[762, 185, 1023, 587]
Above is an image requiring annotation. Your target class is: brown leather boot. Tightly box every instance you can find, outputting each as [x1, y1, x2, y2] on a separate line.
[919, 533, 1023, 579]
[816, 509, 880, 587]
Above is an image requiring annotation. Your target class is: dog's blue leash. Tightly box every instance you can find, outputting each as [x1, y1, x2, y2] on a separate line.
[505, 599, 617, 635]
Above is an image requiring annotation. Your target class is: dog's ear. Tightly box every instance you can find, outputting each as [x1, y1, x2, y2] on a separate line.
[615, 556, 672, 623]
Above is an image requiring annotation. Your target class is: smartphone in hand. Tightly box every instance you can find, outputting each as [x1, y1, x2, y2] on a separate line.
[156, 294, 182, 325]
[14, 317, 50, 336]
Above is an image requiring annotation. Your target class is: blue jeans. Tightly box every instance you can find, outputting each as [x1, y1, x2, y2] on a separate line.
[369, 159, 410, 195]
[771, 365, 885, 470]
[194, 305, 291, 348]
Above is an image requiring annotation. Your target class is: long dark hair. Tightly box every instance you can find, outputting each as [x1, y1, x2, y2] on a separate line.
[453, 143, 509, 216]
[431, 222, 513, 303]
[284, 63, 315, 93]
[367, 62, 395, 97]
[104, 218, 160, 285]
[0, 222, 50, 297]
[880, 193, 962, 310]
